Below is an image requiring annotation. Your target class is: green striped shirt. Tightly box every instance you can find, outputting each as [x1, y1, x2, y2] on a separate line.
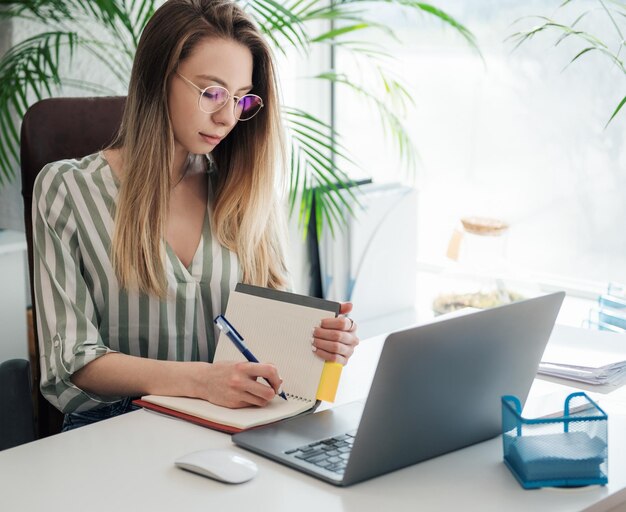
[32, 152, 240, 413]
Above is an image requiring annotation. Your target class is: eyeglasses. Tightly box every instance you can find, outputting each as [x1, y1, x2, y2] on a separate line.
[176, 72, 264, 121]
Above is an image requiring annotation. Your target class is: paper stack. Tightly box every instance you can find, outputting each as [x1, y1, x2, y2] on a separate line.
[539, 324, 626, 386]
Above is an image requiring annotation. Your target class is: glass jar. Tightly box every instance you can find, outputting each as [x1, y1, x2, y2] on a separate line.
[432, 216, 524, 315]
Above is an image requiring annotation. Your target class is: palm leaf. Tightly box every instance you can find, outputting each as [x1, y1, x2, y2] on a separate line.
[316, 70, 417, 171]
[0, 30, 80, 185]
[0, 0, 154, 183]
[284, 107, 359, 236]
[130, 0, 158, 42]
[332, 39, 394, 59]
[599, 0, 624, 40]
[311, 22, 391, 43]
[242, 0, 309, 55]
[510, 2, 625, 124]
[285, 108, 359, 183]
[560, 45, 625, 72]
[606, 94, 626, 126]
[317, 0, 482, 58]
[0, 1, 73, 23]
[404, 1, 481, 56]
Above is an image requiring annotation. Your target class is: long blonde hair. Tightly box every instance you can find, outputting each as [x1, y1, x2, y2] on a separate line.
[111, 0, 288, 297]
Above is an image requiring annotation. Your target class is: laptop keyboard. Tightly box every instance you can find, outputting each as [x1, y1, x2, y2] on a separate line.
[284, 432, 355, 475]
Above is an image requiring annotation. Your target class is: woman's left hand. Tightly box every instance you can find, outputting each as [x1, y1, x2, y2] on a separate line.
[312, 302, 359, 365]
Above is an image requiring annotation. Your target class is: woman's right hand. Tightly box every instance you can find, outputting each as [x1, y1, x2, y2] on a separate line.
[194, 361, 283, 408]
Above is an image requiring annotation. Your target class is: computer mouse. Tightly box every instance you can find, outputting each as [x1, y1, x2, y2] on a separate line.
[175, 449, 258, 484]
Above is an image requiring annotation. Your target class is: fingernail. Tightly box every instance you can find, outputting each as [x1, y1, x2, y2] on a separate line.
[312, 345, 317, 352]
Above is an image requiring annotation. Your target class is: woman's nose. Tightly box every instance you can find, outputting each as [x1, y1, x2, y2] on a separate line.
[211, 102, 237, 126]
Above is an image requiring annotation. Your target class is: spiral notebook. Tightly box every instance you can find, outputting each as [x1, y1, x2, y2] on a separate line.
[135, 284, 342, 433]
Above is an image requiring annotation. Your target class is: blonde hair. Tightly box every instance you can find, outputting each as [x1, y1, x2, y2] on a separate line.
[111, 0, 288, 296]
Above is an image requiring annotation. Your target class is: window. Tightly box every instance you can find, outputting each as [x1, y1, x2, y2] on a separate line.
[334, 0, 626, 296]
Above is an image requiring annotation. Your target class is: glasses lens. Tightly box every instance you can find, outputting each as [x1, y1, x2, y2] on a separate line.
[199, 86, 229, 114]
[236, 95, 263, 120]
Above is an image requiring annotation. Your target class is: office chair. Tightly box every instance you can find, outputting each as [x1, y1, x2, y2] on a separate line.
[0, 359, 36, 450]
[20, 96, 126, 438]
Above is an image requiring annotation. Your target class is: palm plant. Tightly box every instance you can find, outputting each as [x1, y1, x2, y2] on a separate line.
[0, 0, 478, 234]
[509, 0, 625, 127]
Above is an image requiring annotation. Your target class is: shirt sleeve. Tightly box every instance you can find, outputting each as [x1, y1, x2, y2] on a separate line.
[32, 164, 120, 413]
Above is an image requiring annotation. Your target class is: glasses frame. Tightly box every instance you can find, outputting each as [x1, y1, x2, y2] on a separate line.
[176, 72, 264, 121]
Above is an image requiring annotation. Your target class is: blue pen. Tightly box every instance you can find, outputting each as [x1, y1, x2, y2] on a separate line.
[214, 314, 288, 400]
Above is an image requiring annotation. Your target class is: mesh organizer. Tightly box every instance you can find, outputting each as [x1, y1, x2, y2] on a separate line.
[501, 392, 608, 489]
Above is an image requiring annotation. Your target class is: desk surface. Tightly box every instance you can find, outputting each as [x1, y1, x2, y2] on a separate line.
[1, 331, 625, 512]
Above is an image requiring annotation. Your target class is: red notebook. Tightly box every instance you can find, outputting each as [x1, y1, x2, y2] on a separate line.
[133, 398, 243, 434]
[134, 394, 315, 434]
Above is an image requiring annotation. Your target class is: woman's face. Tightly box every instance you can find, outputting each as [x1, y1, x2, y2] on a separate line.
[168, 37, 254, 155]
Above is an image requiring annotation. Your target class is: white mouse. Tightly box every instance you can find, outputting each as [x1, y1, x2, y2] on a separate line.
[175, 449, 258, 484]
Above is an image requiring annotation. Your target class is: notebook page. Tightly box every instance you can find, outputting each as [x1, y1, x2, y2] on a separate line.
[214, 290, 336, 401]
[141, 395, 312, 429]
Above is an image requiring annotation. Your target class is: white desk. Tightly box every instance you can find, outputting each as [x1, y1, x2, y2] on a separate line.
[1, 333, 625, 512]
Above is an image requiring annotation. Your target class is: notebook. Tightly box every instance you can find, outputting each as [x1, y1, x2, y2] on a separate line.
[135, 284, 341, 433]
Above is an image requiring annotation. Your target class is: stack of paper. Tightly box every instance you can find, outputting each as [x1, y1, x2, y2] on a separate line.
[539, 325, 626, 385]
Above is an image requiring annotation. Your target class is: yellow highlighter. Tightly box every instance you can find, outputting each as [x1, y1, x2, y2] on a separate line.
[316, 361, 343, 402]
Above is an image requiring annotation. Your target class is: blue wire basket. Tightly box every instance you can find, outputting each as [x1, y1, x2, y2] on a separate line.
[501, 392, 608, 489]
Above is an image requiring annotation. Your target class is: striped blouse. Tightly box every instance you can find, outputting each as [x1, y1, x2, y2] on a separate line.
[32, 152, 240, 413]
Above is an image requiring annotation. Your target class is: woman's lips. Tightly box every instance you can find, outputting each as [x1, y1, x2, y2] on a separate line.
[200, 133, 222, 145]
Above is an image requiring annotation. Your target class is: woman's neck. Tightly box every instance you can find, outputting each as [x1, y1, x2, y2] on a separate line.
[172, 149, 190, 185]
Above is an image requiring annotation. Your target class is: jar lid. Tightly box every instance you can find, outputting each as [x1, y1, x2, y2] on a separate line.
[461, 216, 509, 236]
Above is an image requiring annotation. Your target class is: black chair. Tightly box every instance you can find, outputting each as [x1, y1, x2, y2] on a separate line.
[20, 96, 126, 438]
[0, 359, 36, 450]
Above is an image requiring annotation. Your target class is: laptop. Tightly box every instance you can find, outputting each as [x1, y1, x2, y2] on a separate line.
[232, 292, 565, 486]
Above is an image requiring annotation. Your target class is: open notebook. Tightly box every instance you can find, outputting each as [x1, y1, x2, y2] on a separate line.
[135, 284, 341, 433]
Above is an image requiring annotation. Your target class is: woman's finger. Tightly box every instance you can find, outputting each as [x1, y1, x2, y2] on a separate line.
[339, 302, 353, 315]
[320, 315, 353, 331]
[313, 336, 355, 358]
[310, 345, 349, 365]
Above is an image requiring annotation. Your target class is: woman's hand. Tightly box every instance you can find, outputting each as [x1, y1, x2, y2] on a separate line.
[312, 302, 360, 365]
[195, 361, 283, 409]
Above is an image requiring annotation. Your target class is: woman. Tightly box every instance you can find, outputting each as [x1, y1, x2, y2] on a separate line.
[32, 0, 359, 431]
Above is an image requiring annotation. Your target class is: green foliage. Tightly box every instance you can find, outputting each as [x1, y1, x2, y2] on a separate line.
[0, 0, 478, 235]
[508, 0, 626, 127]
[0, 0, 155, 185]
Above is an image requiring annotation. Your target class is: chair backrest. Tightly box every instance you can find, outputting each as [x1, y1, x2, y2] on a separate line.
[20, 96, 126, 437]
[0, 359, 36, 450]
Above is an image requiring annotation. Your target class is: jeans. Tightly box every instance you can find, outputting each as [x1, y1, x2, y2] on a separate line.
[62, 397, 140, 432]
